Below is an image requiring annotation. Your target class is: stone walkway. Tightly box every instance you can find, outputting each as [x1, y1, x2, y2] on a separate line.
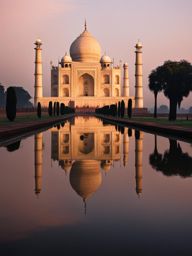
[0, 115, 72, 138]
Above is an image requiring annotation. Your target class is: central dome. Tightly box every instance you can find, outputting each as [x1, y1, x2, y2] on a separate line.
[70, 25, 101, 62]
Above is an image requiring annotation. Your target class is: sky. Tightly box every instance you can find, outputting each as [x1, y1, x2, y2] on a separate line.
[0, 0, 192, 108]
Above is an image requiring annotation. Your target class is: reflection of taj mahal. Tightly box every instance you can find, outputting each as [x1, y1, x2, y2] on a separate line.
[34, 117, 144, 207]
[34, 22, 143, 109]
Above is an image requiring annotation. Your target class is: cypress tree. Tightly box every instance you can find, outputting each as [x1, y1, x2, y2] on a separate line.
[53, 102, 56, 116]
[128, 99, 132, 119]
[135, 130, 140, 140]
[56, 102, 60, 116]
[120, 100, 125, 118]
[6, 87, 17, 121]
[6, 140, 21, 152]
[120, 126, 125, 134]
[128, 128, 132, 137]
[37, 102, 41, 118]
[118, 102, 121, 117]
[60, 103, 65, 115]
[48, 101, 53, 116]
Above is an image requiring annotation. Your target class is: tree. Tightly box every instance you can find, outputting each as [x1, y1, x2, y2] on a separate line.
[120, 100, 125, 118]
[149, 135, 162, 170]
[53, 102, 56, 116]
[109, 104, 117, 116]
[128, 128, 132, 137]
[127, 99, 132, 119]
[117, 102, 121, 117]
[48, 101, 53, 116]
[6, 140, 21, 152]
[135, 130, 140, 140]
[56, 102, 60, 116]
[148, 68, 164, 118]
[149, 60, 192, 121]
[149, 139, 192, 177]
[60, 103, 65, 115]
[164, 61, 192, 120]
[13, 87, 32, 108]
[0, 83, 5, 107]
[158, 105, 169, 113]
[189, 106, 192, 113]
[6, 87, 17, 121]
[37, 102, 41, 118]
[2, 85, 32, 109]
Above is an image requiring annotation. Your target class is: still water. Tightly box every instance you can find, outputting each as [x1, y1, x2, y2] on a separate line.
[0, 116, 192, 256]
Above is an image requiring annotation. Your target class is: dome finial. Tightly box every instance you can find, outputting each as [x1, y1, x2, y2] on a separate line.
[84, 19, 87, 31]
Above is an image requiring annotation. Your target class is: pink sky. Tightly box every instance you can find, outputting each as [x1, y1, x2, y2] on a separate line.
[0, 0, 191, 108]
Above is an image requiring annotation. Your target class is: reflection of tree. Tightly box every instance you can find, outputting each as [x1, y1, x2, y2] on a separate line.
[6, 140, 21, 152]
[149, 137, 192, 177]
[149, 135, 162, 169]
[128, 128, 132, 137]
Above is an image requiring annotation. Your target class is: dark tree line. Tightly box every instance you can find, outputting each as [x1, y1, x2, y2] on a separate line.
[0, 84, 32, 108]
[149, 60, 192, 120]
[37, 101, 75, 118]
[95, 99, 132, 118]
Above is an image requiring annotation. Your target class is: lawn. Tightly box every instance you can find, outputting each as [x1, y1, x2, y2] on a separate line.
[0, 113, 59, 127]
[130, 116, 192, 128]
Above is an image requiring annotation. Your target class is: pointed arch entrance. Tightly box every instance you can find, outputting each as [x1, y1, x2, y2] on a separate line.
[79, 73, 94, 96]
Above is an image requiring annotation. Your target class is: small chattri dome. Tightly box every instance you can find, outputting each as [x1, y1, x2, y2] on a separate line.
[135, 41, 142, 49]
[61, 53, 72, 63]
[100, 55, 111, 63]
[100, 160, 112, 172]
[35, 38, 42, 45]
[59, 160, 72, 173]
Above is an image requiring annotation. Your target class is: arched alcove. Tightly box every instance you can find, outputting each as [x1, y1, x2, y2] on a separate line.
[103, 74, 110, 84]
[63, 75, 69, 84]
[63, 88, 69, 97]
[79, 73, 94, 96]
[115, 88, 119, 96]
[115, 75, 119, 84]
[104, 88, 109, 97]
[78, 133, 94, 154]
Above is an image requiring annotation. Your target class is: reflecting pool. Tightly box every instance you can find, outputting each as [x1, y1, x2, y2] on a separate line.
[0, 116, 192, 256]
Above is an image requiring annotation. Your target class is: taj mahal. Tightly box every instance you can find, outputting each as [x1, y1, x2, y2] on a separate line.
[34, 22, 144, 109]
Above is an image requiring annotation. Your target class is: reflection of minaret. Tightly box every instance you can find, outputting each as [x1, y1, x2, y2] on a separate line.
[34, 133, 43, 196]
[135, 131, 143, 196]
[123, 128, 129, 166]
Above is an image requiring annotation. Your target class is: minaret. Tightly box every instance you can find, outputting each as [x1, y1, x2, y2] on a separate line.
[135, 41, 143, 108]
[123, 63, 129, 97]
[135, 130, 143, 196]
[34, 39, 43, 106]
[123, 128, 129, 166]
[34, 133, 43, 196]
